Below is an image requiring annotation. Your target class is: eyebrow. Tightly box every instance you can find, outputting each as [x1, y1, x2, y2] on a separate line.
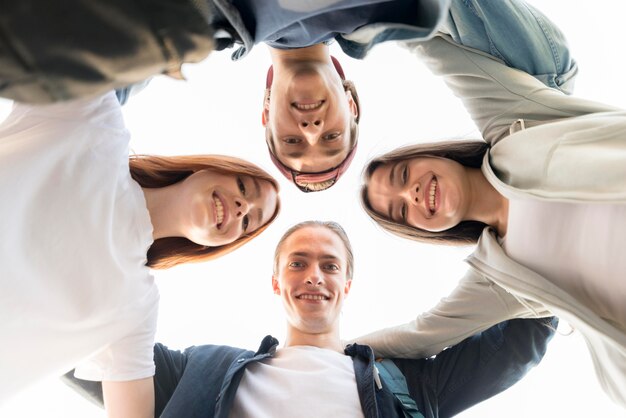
[324, 148, 344, 157]
[285, 151, 304, 158]
[390, 161, 404, 187]
[256, 207, 263, 227]
[288, 251, 340, 261]
[252, 177, 261, 198]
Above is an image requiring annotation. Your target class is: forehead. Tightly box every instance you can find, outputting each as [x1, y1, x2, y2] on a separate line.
[367, 161, 396, 217]
[274, 142, 350, 173]
[279, 226, 347, 260]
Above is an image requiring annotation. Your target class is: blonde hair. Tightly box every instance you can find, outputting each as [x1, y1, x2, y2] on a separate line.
[130, 154, 280, 269]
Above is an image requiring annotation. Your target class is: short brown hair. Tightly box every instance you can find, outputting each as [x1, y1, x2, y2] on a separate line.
[361, 140, 490, 245]
[273, 221, 354, 279]
[130, 154, 280, 269]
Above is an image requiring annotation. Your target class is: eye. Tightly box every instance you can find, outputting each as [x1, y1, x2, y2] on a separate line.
[237, 177, 246, 196]
[401, 203, 407, 223]
[288, 261, 304, 268]
[323, 132, 341, 141]
[242, 215, 249, 232]
[283, 137, 302, 144]
[401, 164, 408, 185]
[324, 264, 339, 271]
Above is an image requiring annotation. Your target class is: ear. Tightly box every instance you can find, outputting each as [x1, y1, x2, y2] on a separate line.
[272, 275, 281, 295]
[345, 90, 358, 119]
[262, 89, 271, 127]
[343, 279, 353, 297]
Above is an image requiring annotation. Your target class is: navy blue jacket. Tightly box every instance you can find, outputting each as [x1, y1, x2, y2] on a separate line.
[63, 317, 557, 417]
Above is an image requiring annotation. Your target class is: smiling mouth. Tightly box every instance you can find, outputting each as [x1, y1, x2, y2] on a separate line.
[292, 100, 324, 111]
[297, 294, 329, 301]
[213, 194, 225, 228]
[428, 177, 438, 214]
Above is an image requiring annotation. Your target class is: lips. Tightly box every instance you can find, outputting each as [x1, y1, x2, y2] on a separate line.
[292, 100, 324, 111]
[212, 192, 227, 229]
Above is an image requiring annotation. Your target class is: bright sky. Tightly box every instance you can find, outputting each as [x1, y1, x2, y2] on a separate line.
[1, 1, 624, 416]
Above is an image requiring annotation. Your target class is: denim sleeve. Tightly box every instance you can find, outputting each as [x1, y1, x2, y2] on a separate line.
[393, 317, 558, 418]
[441, 0, 577, 94]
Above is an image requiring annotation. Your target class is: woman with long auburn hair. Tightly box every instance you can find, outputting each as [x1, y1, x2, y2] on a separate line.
[0, 91, 280, 411]
[356, 18, 626, 409]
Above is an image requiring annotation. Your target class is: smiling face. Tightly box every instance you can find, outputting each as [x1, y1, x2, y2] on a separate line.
[272, 226, 352, 336]
[367, 157, 472, 232]
[182, 170, 278, 247]
[263, 62, 358, 173]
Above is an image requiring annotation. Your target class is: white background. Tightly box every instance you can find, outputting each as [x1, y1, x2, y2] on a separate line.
[1, 1, 624, 416]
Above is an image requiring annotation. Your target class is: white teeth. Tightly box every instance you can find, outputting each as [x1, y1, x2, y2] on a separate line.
[429, 178, 437, 212]
[214, 196, 224, 225]
[294, 101, 323, 110]
[298, 294, 328, 301]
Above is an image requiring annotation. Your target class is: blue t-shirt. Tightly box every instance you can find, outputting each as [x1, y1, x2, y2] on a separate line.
[233, 0, 420, 49]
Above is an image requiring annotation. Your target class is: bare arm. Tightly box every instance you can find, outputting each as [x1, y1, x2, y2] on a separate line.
[103, 377, 155, 418]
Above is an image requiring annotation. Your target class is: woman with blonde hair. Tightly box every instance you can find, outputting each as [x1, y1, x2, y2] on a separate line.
[356, 6, 626, 410]
[0, 91, 280, 413]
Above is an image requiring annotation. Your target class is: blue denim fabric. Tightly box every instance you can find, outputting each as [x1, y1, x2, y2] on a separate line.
[441, 0, 577, 94]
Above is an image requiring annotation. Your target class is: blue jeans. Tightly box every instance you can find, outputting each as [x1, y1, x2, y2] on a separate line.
[442, 0, 578, 94]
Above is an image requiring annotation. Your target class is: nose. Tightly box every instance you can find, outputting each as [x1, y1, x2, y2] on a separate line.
[305, 265, 324, 286]
[400, 183, 420, 205]
[300, 119, 323, 129]
[299, 118, 323, 145]
[234, 196, 249, 218]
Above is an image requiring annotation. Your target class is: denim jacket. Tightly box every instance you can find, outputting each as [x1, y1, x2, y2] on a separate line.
[214, 0, 450, 61]
[63, 318, 556, 418]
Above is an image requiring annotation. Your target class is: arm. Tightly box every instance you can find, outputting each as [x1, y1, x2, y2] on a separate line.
[395, 317, 558, 418]
[103, 378, 154, 418]
[352, 268, 550, 359]
[407, 35, 619, 144]
[442, 0, 576, 94]
[61, 343, 187, 416]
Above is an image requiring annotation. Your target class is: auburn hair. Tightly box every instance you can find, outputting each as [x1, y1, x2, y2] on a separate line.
[129, 154, 280, 269]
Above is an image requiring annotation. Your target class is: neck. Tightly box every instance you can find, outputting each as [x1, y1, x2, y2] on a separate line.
[269, 43, 331, 67]
[283, 325, 344, 353]
[465, 168, 509, 236]
[142, 184, 189, 240]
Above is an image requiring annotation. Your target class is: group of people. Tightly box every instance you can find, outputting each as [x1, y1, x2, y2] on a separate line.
[0, 0, 624, 417]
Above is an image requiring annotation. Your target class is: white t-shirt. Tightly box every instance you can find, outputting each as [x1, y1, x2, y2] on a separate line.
[0, 92, 159, 401]
[503, 199, 626, 331]
[229, 346, 365, 418]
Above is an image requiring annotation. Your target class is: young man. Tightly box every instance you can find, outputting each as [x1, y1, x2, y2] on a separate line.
[64, 221, 557, 417]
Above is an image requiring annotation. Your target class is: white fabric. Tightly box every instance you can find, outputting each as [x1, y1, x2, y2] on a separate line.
[504, 199, 626, 332]
[0, 92, 159, 402]
[229, 346, 364, 418]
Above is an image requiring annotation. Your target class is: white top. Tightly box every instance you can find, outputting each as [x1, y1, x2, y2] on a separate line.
[503, 199, 626, 332]
[229, 346, 364, 418]
[0, 92, 159, 402]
